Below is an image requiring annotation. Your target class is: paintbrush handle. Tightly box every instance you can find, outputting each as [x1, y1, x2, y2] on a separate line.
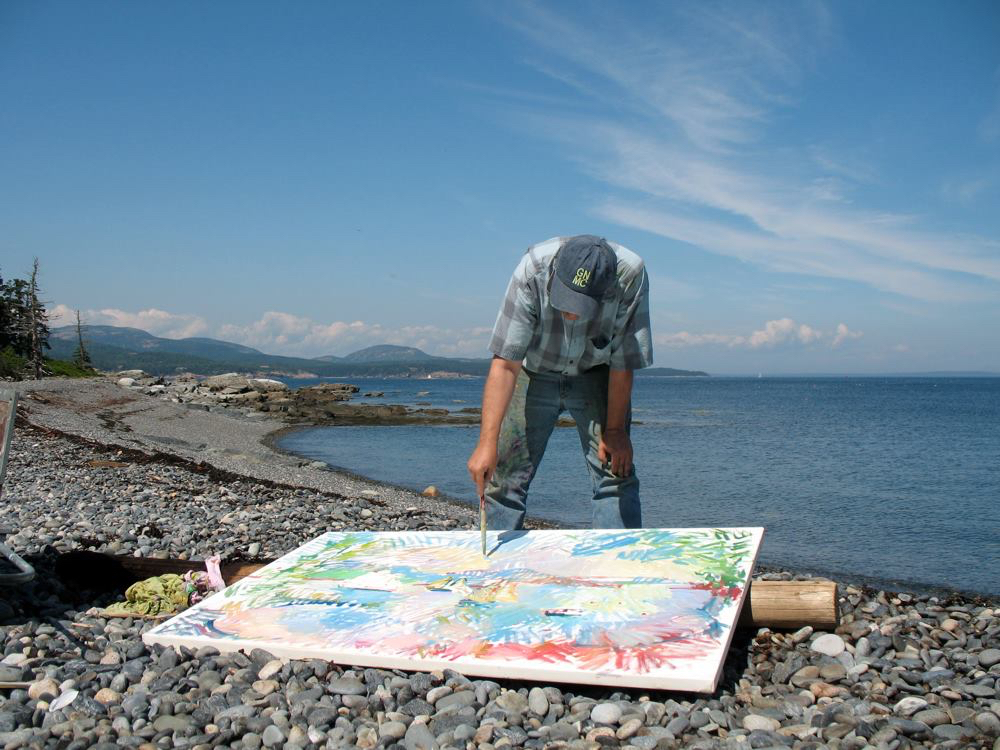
[479, 495, 487, 556]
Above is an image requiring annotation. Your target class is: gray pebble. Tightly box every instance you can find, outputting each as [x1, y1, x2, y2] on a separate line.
[591, 702, 622, 725]
[327, 677, 367, 695]
[404, 721, 437, 750]
[261, 723, 286, 747]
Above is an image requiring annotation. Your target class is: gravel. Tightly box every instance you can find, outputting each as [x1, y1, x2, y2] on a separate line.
[0, 378, 997, 749]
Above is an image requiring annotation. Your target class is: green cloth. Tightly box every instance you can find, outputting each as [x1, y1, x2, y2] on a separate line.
[105, 573, 190, 616]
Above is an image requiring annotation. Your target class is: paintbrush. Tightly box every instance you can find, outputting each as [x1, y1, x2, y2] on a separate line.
[479, 494, 487, 557]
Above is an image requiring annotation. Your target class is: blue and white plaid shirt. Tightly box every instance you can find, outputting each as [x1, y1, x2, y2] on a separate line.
[489, 237, 653, 375]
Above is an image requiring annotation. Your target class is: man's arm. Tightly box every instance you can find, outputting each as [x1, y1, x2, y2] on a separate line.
[467, 356, 522, 496]
[598, 368, 634, 477]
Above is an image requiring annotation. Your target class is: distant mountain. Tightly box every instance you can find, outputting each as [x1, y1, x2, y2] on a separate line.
[50, 326, 262, 360]
[639, 367, 710, 377]
[339, 345, 436, 362]
[51, 324, 710, 378]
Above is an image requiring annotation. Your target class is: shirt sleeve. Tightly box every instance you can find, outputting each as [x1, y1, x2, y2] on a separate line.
[488, 261, 538, 362]
[609, 264, 653, 370]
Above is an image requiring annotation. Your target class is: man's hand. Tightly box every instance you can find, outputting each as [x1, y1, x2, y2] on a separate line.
[598, 427, 633, 477]
[468, 356, 521, 498]
[467, 442, 498, 498]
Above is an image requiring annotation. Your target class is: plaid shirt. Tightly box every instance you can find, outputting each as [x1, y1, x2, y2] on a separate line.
[489, 237, 653, 375]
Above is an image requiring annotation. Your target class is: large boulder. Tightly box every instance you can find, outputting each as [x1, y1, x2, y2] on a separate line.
[296, 383, 360, 403]
[203, 373, 251, 392]
[249, 378, 289, 393]
[116, 369, 148, 379]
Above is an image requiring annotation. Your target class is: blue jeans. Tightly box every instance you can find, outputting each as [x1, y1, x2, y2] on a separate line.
[484, 366, 641, 530]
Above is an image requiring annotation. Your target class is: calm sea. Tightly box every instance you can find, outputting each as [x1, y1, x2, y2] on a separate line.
[276, 376, 1000, 597]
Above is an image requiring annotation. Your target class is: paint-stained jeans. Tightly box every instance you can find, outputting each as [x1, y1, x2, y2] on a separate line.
[484, 366, 641, 530]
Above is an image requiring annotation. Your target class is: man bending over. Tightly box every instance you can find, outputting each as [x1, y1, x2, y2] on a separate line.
[467, 235, 653, 529]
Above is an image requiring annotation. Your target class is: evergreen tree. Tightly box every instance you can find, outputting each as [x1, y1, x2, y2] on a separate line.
[25, 259, 50, 380]
[72, 309, 92, 368]
[1, 277, 30, 356]
[0, 270, 10, 351]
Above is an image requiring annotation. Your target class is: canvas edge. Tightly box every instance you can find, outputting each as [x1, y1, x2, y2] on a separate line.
[705, 526, 766, 693]
[142, 630, 719, 692]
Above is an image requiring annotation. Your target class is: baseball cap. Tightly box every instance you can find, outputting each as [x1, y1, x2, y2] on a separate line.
[549, 235, 618, 319]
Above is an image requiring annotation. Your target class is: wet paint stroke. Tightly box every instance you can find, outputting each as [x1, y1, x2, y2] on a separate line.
[147, 528, 763, 690]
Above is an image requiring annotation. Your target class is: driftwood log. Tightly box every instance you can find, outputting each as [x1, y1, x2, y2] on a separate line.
[56, 552, 838, 629]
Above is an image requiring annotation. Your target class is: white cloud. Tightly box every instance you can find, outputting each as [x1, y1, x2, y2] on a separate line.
[831, 323, 863, 347]
[48, 304, 77, 328]
[893, 343, 910, 353]
[747, 318, 821, 348]
[53, 304, 208, 338]
[658, 317, 861, 350]
[219, 312, 382, 355]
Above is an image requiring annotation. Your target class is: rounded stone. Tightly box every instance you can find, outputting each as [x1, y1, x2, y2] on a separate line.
[257, 660, 283, 680]
[616, 718, 643, 740]
[327, 677, 366, 695]
[912, 708, 950, 727]
[979, 649, 1000, 668]
[528, 687, 549, 716]
[27, 678, 60, 701]
[153, 715, 194, 733]
[261, 724, 285, 747]
[975, 711, 1000, 736]
[811, 633, 845, 657]
[591, 703, 622, 725]
[380, 721, 407, 740]
[820, 663, 847, 682]
[894, 696, 928, 717]
[496, 690, 529, 714]
[743, 714, 781, 732]
[93, 688, 120, 705]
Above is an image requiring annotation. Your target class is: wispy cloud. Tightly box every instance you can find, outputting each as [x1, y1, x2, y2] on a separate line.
[494, 1, 1000, 302]
[656, 317, 861, 350]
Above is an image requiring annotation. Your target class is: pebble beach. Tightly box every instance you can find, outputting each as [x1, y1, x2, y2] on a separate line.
[0, 379, 998, 750]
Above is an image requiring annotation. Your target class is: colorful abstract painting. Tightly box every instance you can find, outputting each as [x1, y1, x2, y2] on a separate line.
[145, 528, 763, 691]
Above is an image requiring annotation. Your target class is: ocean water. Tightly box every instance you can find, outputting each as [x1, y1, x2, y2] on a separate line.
[276, 376, 1000, 596]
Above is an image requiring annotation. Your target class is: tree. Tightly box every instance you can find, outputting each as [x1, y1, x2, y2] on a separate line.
[0, 270, 10, 351]
[72, 309, 92, 368]
[24, 258, 50, 380]
[1, 276, 30, 356]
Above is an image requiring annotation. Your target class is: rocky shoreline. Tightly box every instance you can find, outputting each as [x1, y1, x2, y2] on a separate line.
[112, 371, 482, 426]
[0, 378, 997, 749]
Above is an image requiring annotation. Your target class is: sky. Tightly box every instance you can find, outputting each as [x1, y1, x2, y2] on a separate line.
[2, 1, 998, 374]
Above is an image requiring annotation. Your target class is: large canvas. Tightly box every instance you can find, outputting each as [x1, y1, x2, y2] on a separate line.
[145, 528, 763, 692]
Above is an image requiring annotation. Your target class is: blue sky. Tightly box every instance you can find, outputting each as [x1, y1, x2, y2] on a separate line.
[2, 0, 998, 374]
